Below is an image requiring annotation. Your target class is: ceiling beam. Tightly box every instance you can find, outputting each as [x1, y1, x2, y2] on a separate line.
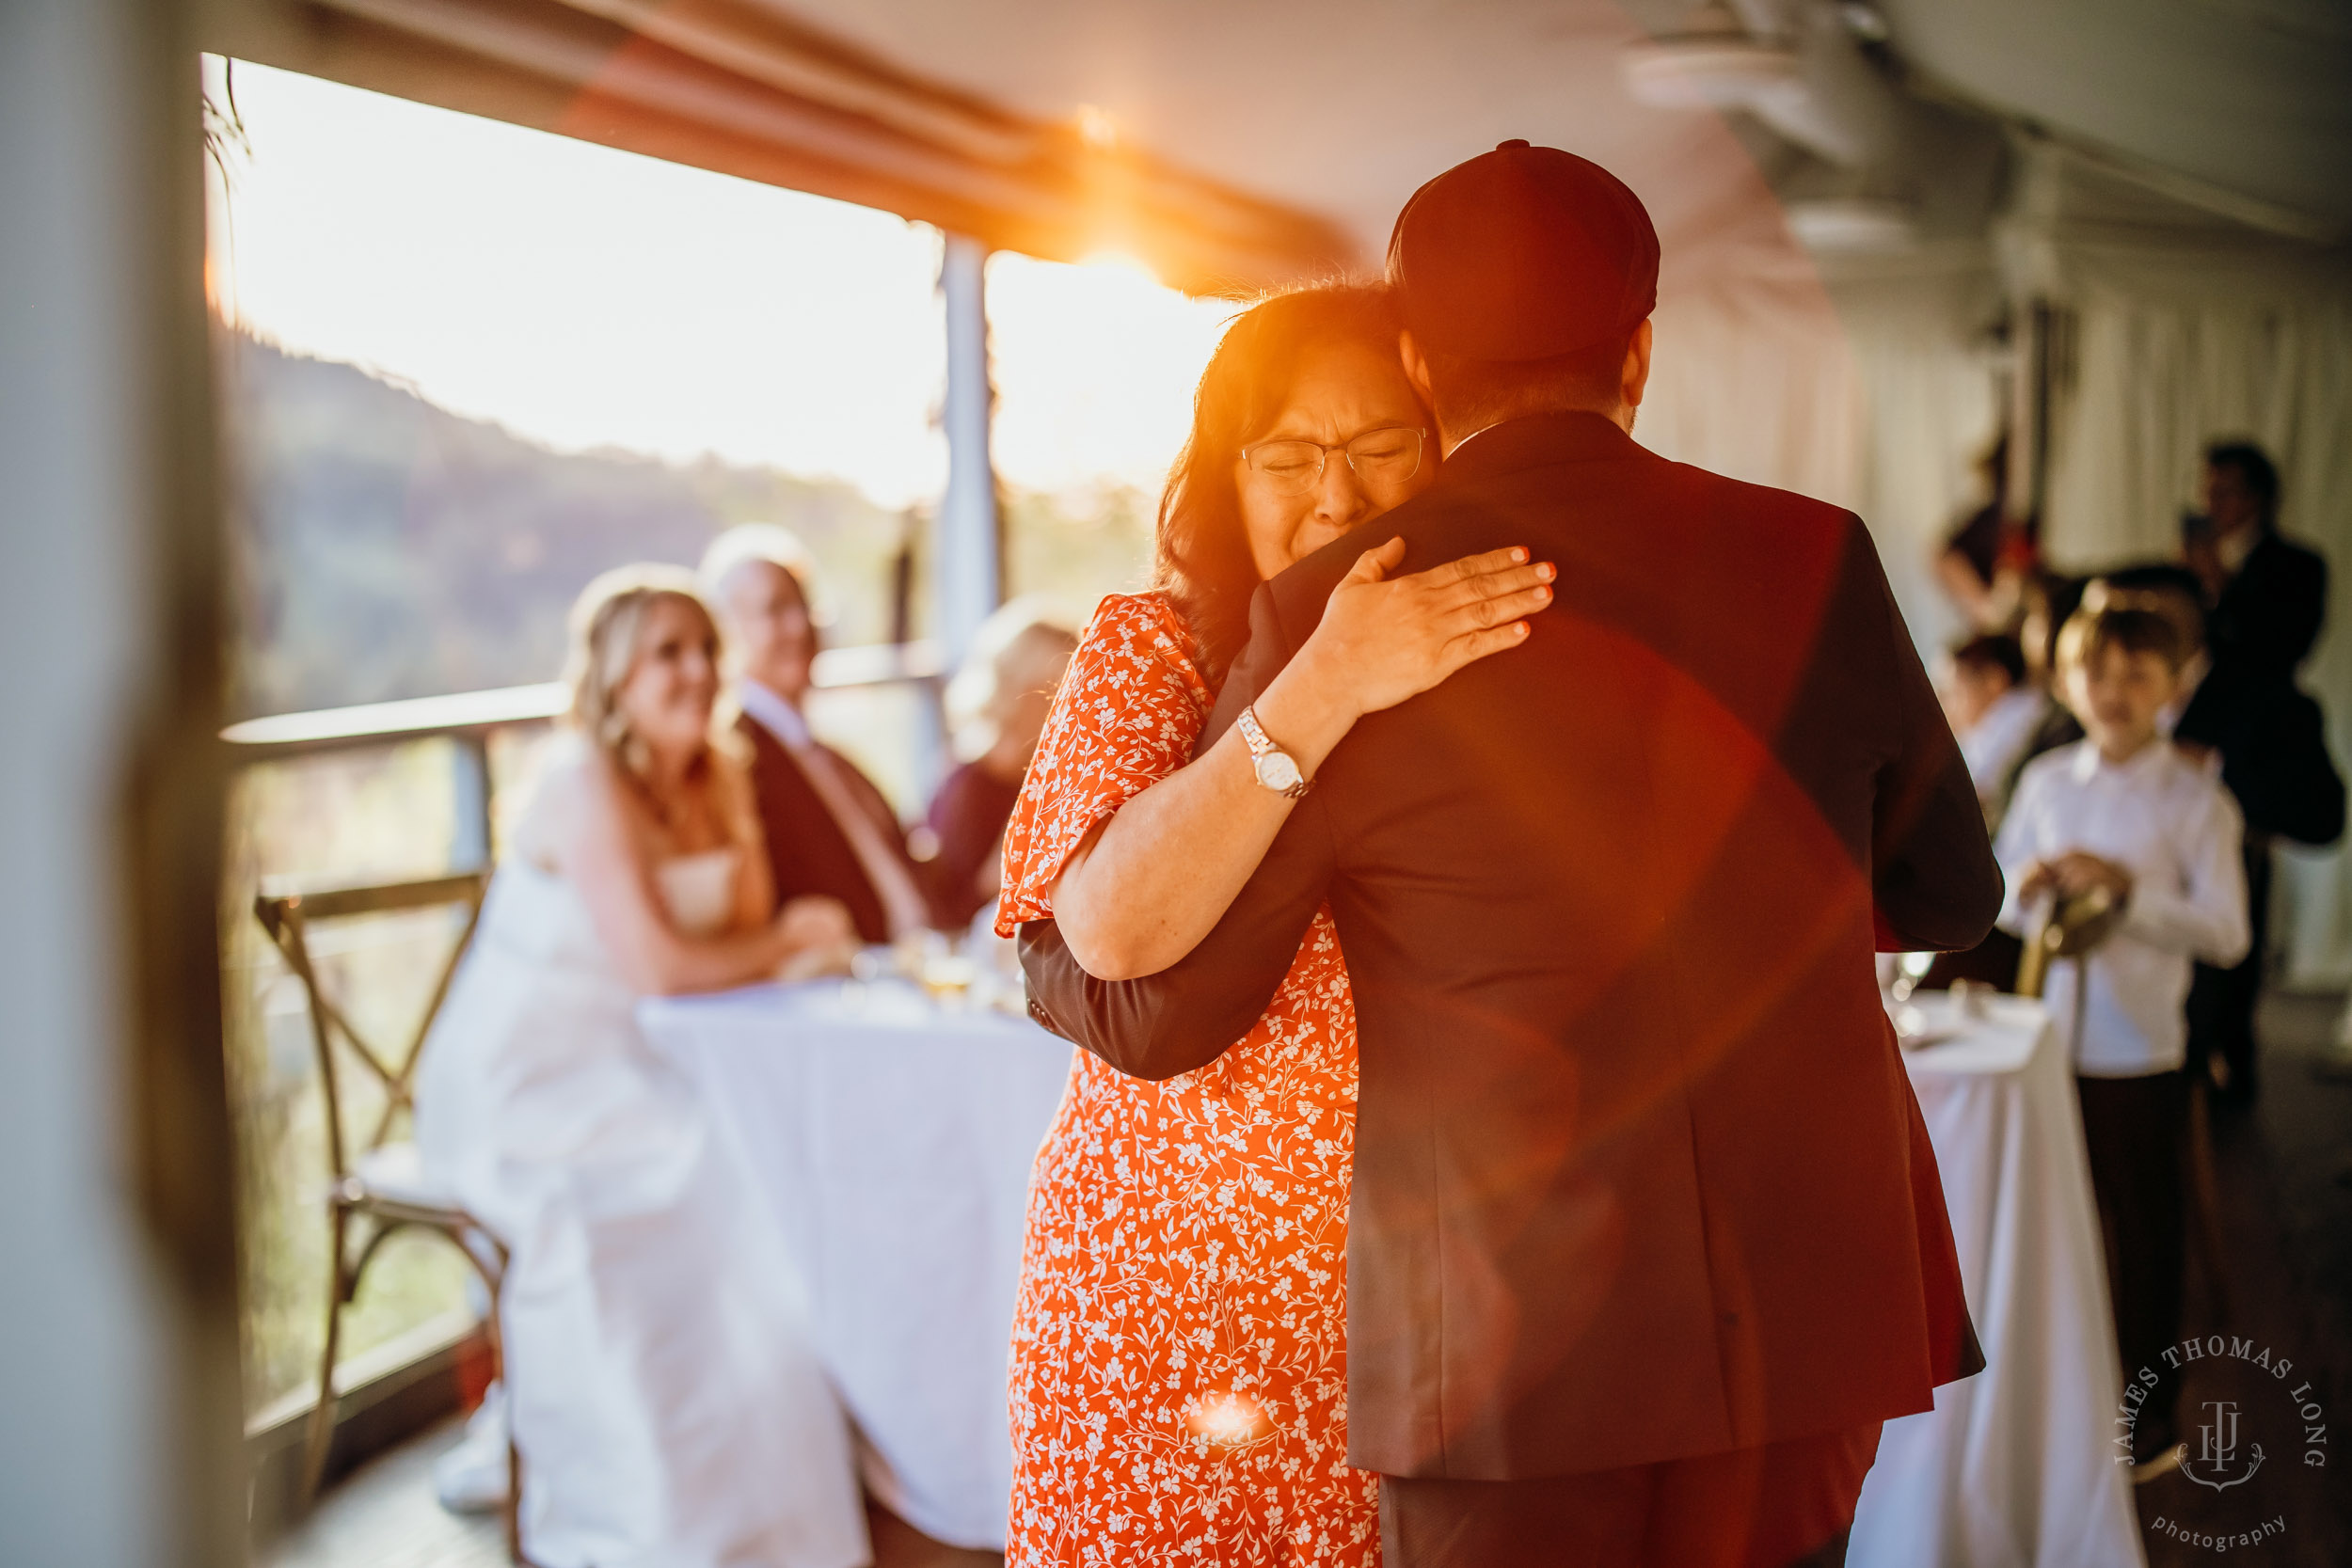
[197, 0, 1358, 293]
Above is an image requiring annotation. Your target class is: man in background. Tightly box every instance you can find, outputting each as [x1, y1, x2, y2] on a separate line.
[2177, 443, 2342, 1103]
[2188, 441, 2326, 685]
[702, 525, 939, 945]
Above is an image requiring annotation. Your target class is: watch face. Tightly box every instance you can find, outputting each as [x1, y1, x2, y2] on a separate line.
[1255, 751, 1303, 792]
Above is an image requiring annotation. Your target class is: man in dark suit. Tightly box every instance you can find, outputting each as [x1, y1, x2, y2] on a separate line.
[2178, 444, 2340, 1101]
[1018, 145, 1996, 1566]
[702, 527, 939, 945]
[2193, 441, 2327, 685]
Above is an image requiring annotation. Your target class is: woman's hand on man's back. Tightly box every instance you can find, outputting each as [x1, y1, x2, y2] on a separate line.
[1295, 539, 1553, 720]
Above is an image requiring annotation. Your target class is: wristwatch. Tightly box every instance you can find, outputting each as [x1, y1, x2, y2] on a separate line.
[1236, 705, 1312, 799]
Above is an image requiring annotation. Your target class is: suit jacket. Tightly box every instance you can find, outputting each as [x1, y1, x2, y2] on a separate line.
[2209, 530, 2326, 683]
[1020, 413, 1996, 1480]
[738, 714, 930, 944]
[2176, 669, 2345, 848]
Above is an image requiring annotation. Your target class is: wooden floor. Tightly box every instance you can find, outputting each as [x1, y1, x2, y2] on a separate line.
[2135, 990, 2352, 1568]
[261, 1418, 1002, 1568]
[262, 1419, 505, 1568]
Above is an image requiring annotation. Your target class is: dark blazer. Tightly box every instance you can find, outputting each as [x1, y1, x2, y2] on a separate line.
[2209, 530, 2326, 682]
[738, 714, 928, 944]
[2176, 669, 2345, 848]
[1020, 413, 1996, 1480]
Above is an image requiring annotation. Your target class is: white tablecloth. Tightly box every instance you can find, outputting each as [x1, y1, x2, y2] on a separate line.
[1850, 992, 2144, 1568]
[639, 980, 1073, 1551]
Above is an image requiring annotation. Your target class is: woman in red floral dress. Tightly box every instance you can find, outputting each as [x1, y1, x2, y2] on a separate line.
[995, 285, 1557, 1566]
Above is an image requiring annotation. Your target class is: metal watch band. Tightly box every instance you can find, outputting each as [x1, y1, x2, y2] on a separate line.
[1237, 705, 1311, 799]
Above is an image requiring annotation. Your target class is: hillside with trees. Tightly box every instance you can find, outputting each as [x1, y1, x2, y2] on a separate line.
[221, 332, 1153, 718]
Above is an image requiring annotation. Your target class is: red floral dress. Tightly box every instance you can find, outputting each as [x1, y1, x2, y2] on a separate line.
[995, 593, 1377, 1567]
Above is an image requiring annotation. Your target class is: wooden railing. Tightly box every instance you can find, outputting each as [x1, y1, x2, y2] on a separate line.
[222, 641, 948, 863]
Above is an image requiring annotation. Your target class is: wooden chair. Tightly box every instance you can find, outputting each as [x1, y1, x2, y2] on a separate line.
[253, 871, 521, 1556]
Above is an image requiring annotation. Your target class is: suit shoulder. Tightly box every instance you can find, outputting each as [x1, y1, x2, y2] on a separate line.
[2275, 533, 2328, 578]
[1672, 460, 1863, 538]
[1270, 524, 1398, 622]
[734, 711, 781, 759]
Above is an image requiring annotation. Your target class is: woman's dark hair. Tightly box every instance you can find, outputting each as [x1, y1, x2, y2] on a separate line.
[1152, 282, 1422, 684]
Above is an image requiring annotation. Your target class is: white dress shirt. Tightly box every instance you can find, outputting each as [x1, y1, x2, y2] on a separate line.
[737, 678, 933, 939]
[1994, 739, 2249, 1077]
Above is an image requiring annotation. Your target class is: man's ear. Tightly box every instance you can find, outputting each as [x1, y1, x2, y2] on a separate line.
[1621, 318, 1654, 413]
[1400, 329, 1435, 407]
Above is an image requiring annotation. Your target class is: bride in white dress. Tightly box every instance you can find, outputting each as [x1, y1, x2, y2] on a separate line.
[417, 565, 868, 1568]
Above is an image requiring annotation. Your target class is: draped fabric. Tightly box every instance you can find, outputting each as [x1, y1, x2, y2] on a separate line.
[1641, 263, 2001, 673]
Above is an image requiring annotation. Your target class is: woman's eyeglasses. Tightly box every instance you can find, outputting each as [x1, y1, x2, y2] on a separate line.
[1243, 426, 1427, 496]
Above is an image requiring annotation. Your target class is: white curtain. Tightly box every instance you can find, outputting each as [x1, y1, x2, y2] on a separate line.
[2040, 241, 2352, 984]
[1641, 263, 2001, 657]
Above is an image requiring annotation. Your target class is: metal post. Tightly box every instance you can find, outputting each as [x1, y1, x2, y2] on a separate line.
[934, 233, 1002, 671]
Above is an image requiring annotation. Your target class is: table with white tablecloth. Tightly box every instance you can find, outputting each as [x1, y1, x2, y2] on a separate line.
[1849, 992, 2144, 1568]
[639, 979, 1073, 1552]
[646, 976, 2146, 1561]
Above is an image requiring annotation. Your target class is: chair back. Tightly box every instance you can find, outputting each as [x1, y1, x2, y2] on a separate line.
[253, 871, 490, 1183]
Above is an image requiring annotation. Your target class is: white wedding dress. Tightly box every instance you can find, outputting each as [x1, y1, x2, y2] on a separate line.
[416, 847, 867, 1568]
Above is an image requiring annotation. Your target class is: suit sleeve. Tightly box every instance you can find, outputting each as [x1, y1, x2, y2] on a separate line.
[1867, 535, 2007, 952]
[2219, 542, 2327, 677]
[1019, 582, 1339, 1080]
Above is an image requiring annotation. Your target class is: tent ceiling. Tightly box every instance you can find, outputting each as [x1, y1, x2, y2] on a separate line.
[766, 0, 1804, 285]
[199, 0, 1364, 293]
[782, 0, 2349, 251]
[204, 0, 2349, 295]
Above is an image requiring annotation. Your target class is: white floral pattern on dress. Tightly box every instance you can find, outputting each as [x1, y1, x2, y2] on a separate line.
[996, 593, 1377, 1567]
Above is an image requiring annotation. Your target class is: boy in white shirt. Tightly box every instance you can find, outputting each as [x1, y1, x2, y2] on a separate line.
[1994, 603, 2249, 1467]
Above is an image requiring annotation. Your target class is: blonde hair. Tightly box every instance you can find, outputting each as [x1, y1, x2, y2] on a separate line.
[946, 598, 1079, 762]
[563, 563, 727, 778]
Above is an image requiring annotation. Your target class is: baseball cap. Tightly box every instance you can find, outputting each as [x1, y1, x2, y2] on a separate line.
[1387, 141, 1660, 362]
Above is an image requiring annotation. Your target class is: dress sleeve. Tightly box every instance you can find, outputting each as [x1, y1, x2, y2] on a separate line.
[994, 594, 1211, 936]
[1016, 578, 1336, 1082]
